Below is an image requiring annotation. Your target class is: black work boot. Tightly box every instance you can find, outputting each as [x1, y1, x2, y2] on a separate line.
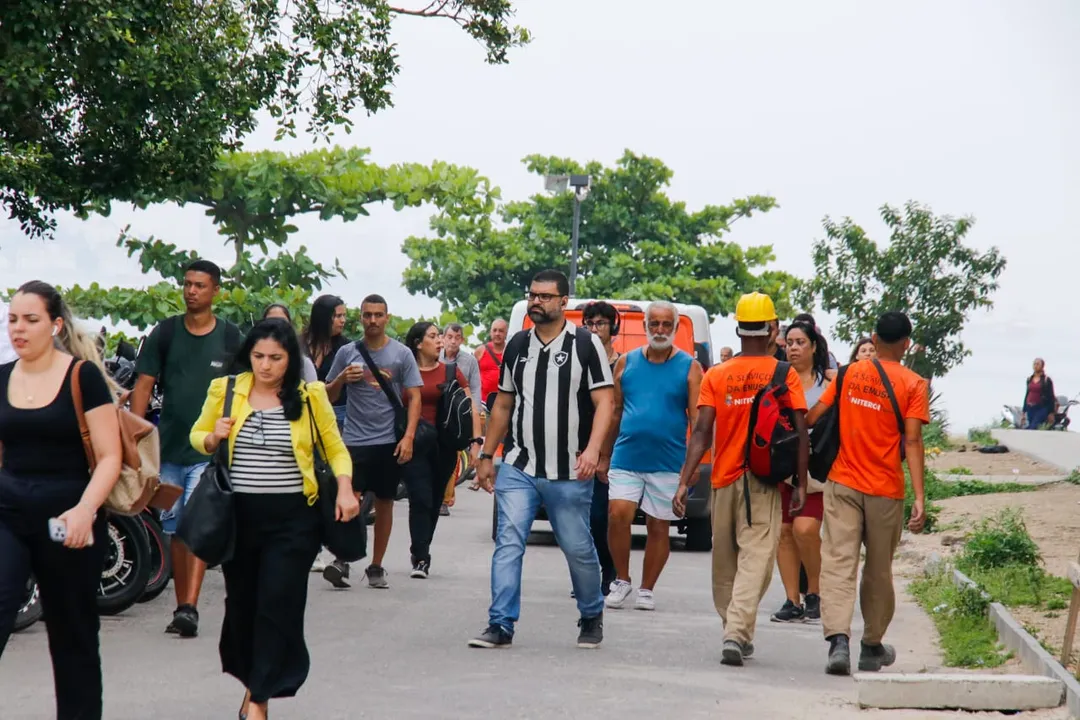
[858, 641, 897, 671]
[826, 634, 851, 676]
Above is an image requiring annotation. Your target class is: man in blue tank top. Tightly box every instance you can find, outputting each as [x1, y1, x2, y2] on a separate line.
[599, 301, 703, 611]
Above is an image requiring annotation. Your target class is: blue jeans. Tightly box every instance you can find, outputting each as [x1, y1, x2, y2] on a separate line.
[1024, 405, 1050, 430]
[489, 464, 603, 635]
[159, 462, 210, 535]
[333, 404, 347, 433]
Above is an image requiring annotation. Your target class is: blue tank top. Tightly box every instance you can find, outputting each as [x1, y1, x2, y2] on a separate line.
[611, 348, 693, 473]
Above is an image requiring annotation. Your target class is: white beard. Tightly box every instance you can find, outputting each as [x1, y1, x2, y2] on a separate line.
[648, 333, 673, 351]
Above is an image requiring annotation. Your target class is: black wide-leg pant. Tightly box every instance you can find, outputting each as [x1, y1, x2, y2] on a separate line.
[220, 493, 321, 703]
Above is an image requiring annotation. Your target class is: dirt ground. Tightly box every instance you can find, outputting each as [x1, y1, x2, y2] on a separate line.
[927, 448, 1064, 476]
[902, 482, 1080, 670]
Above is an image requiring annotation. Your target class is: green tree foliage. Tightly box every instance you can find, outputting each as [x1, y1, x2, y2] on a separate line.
[799, 201, 1006, 379]
[1, 0, 528, 237]
[402, 150, 797, 327]
[50, 148, 493, 336]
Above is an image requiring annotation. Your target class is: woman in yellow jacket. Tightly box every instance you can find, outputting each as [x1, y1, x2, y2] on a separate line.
[190, 319, 358, 720]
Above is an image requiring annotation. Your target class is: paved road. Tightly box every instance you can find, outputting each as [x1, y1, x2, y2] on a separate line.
[3, 489, 920, 720]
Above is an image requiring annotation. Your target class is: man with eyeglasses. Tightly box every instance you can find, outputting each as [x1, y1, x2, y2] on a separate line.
[469, 270, 615, 650]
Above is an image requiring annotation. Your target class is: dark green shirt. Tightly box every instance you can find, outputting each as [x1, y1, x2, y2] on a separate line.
[135, 317, 236, 466]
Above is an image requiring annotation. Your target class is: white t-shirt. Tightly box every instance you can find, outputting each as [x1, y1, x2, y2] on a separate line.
[0, 302, 16, 364]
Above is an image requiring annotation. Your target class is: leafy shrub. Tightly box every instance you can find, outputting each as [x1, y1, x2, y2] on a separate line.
[959, 509, 1041, 570]
[1065, 468, 1080, 486]
[910, 571, 1010, 668]
[923, 419, 953, 450]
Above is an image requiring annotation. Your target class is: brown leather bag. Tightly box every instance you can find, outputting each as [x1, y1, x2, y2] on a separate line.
[72, 360, 181, 516]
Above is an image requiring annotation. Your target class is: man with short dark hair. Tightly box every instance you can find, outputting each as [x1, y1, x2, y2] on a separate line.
[469, 270, 615, 650]
[439, 323, 481, 514]
[132, 259, 243, 638]
[808, 310, 929, 676]
[325, 294, 423, 588]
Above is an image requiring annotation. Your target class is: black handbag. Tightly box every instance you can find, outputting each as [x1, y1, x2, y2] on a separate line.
[307, 395, 367, 563]
[176, 376, 237, 566]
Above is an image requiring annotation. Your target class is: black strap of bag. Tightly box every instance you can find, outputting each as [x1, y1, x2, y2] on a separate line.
[220, 375, 236, 465]
[870, 358, 907, 460]
[484, 343, 501, 367]
[355, 340, 408, 439]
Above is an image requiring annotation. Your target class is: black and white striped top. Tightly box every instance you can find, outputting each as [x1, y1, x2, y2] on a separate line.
[231, 407, 304, 494]
[499, 321, 613, 480]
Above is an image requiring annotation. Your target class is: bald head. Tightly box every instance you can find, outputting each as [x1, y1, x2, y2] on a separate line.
[489, 317, 508, 348]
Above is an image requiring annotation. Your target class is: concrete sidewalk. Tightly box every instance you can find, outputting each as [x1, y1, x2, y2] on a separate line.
[992, 429, 1080, 473]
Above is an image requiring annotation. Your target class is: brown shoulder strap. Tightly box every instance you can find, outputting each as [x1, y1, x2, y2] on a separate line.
[71, 360, 98, 472]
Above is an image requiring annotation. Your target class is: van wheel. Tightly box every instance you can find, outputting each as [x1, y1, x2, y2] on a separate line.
[684, 519, 712, 552]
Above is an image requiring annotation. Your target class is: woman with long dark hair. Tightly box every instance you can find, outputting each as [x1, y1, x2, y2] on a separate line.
[771, 320, 831, 625]
[302, 295, 349, 430]
[0, 281, 122, 719]
[263, 304, 318, 383]
[190, 318, 358, 720]
[401, 322, 481, 578]
[1022, 358, 1057, 430]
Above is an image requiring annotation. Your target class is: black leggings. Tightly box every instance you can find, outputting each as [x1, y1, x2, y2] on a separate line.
[221, 493, 321, 703]
[0, 472, 108, 720]
[403, 440, 459, 563]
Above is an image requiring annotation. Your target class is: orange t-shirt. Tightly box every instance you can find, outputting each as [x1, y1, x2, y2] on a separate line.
[816, 359, 930, 499]
[698, 356, 807, 489]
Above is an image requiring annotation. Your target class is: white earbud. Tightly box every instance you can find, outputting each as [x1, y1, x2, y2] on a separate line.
[52, 326, 59, 337]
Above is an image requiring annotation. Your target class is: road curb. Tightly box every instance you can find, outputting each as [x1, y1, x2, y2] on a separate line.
[855, 673, 1063, 711]
[946, 567, 1077, 717]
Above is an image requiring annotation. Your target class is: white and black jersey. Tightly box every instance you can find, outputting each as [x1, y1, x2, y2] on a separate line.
[231, 407, 305, 494]
[499, 321, 613, 480]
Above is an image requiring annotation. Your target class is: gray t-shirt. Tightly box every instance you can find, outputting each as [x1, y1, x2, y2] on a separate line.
[440, 348, 481, 403]
[328, 338, 423, 447]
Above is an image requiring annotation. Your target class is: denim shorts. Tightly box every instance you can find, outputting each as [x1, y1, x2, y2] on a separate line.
[159, 462, 210, 535]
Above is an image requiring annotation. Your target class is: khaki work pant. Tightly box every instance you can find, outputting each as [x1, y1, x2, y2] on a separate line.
[819, 481, 904, 644]
[711, 474, 781, 645]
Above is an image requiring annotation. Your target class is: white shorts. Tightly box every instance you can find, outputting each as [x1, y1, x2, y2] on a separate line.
[607, 468, 680, 521]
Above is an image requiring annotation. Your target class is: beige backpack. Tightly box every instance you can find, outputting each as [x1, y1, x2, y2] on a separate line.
[72, 361, 181, 516]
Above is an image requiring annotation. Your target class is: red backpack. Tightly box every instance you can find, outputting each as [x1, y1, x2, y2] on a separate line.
[743, 361, 800, 524]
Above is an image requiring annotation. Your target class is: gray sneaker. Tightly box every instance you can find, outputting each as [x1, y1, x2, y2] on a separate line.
[366, 564, 389, 589]
[720, 639, 744, 666]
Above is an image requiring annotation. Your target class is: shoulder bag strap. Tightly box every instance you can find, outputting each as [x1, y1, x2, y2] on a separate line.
[305, 391, 327, 461]
[444, 361, 457, 388]
[871, 359, 905, 437]
[355, 341, 405, 412]
[484, 343, 501, 366]
[771, 360, 791, 388]
[71, 360, 98, 473]
[219, 375, 236, 465]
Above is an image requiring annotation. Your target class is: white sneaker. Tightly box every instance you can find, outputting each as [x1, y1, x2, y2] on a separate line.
[634, 589, 655, 611]
[605, 579, 633, 609]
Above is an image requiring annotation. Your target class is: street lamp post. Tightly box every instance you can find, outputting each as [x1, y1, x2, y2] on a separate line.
[544, 173, 591, 297]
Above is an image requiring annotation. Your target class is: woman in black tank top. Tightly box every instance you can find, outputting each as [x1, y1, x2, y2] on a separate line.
[0, 282, 122, 720]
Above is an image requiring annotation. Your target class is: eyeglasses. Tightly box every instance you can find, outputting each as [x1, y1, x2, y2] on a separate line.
[584, 320, 610, 330]
[526, 292, 562, 303]
[647, 320, 675, 331]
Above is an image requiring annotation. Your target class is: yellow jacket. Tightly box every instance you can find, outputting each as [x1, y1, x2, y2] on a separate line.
[189, 373, 352, 504]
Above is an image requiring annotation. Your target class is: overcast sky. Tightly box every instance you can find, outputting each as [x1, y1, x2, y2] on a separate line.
[3, 0, 1078, 434]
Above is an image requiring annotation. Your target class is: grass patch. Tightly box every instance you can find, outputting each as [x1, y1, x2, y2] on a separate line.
[910, 571, 1011, 667]
[967, 426, 996, 446]
[903, 470, 1038, 532]
[945, 466, 973, 476]
[1065, 468, 1080, 486]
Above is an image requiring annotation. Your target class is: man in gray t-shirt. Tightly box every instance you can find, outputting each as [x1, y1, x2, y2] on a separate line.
[325, 295, 423, 590]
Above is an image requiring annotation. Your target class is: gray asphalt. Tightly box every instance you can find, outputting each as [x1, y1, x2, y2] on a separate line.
[1, 490, 869, 720]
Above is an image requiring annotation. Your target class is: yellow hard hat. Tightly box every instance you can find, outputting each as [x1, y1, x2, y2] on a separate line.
[734, 292, 778, 324]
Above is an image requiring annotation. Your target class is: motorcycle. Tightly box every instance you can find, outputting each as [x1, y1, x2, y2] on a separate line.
[137, 509, 172, 604]
[1004, 394, 1079, 431]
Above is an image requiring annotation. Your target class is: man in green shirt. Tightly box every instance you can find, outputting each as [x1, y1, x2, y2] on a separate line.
[131, 260, 241, 638]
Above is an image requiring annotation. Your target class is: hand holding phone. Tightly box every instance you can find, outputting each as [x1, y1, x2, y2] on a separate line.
[48, 518, 67, 543]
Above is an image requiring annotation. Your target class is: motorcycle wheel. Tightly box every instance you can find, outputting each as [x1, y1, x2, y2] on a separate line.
[14, 577, 43, 632]
[96, 513, 152, 616]
[137, 511, 171, 603]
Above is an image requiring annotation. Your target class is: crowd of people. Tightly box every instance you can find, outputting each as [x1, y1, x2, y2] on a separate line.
[0, 259, 936, 718]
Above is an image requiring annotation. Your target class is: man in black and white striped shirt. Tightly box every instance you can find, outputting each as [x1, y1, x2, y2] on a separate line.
[468, 270, 615, 651]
